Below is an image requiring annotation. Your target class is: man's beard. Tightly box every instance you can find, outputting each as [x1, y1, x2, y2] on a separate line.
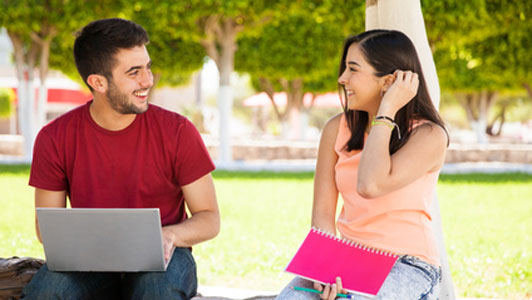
[106, 81, 148, 114]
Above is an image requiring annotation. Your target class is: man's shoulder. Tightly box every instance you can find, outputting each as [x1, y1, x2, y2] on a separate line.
[145, 104, 190, 127]
[41, 102, 88, 134]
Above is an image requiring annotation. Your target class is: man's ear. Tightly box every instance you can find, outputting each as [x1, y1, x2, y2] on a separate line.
[380, 74, 396, 92]
[87, 74, 108, 93]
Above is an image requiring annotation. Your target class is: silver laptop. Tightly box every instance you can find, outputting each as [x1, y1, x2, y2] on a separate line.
[36, 208, 172, 272]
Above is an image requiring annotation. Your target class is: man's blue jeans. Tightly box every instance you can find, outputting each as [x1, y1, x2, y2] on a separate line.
[21, 247, 197, 300]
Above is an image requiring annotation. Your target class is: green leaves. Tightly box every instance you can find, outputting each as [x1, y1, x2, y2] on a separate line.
[235, 1, 364, 94]
[424, 0, 532, 92]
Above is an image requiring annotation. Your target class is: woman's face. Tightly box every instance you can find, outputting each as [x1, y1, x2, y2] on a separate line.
[338, 44, 383, 113]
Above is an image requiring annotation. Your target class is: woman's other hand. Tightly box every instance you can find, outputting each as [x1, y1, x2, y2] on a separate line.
[313, 277, 348, 300]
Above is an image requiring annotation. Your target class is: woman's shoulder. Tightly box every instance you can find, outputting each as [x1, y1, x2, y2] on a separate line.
[320, 113, 342, 148]
[411, 120, 448, 145]
[322, 113, 343, 136]
[409, 120, 449, 172]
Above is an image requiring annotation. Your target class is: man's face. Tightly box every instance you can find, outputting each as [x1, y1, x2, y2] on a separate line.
[106, 45, 153, 114]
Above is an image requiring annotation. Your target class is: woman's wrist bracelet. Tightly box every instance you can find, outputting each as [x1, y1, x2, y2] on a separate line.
[375, 115, 395, 123]
[371, 117, 402, 140]
[371, 119, 394, 130]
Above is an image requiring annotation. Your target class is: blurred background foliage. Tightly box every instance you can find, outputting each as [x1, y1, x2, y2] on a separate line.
[0, 0, 530, 138]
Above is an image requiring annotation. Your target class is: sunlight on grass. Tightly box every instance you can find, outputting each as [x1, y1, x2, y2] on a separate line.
[1, 166, 531, 299]
[438, 174, 532, 299]
[0, 167, 44, 259]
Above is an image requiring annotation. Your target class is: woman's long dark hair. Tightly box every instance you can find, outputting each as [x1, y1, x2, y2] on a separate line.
[339, 30, 448, 154]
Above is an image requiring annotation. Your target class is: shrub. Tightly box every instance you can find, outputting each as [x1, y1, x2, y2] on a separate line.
[0, 88, 15, 117]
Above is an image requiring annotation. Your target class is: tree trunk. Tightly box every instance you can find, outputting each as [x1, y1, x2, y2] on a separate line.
[459, 93, 476, 124]
[202, 17, 241, 163]
[7, 31, 37, 160]
[258, 77, 284, 122]
[285, 79, 305, 140]
[366, 1, 455, 299]
[461, 91, 497, 143]
[486, 104, 507, 137]
[36, 37, 52, 130]
[523, 83, 532, 99]
[217, 19, 237, 162]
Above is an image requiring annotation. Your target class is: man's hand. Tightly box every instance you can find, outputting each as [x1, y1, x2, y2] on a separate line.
[160, 173, 220, 248]
[162, 227, 176, 261]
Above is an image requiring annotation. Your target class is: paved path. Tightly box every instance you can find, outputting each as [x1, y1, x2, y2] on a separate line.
[2, 154, 532, 174]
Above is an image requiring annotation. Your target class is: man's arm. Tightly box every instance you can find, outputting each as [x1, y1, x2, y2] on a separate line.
[34, 188, 67, 243]
[161, 173, 220, 258]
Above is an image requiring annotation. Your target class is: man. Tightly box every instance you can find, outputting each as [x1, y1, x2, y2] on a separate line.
[22, 18, 219, 299]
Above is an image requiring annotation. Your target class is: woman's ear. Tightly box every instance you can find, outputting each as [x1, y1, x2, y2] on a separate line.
[87, 74, 108, 93]
[380, 74, 396, 92]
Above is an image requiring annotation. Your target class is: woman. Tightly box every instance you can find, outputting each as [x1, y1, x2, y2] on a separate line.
[277, 30, 448, 300]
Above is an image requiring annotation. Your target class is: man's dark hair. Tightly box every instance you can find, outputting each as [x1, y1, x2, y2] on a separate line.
[74, 18, 149, 90]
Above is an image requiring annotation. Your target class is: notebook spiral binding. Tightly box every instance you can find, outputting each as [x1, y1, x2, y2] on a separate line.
[311, 226, 398, 258]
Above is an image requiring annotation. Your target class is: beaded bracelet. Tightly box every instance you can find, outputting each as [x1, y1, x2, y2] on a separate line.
[372, 116, 402, 140]
[371, 119, 394, 130]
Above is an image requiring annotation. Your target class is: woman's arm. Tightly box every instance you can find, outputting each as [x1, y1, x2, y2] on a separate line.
[311, 114, 341, 234]
[357, 71, 447, 198]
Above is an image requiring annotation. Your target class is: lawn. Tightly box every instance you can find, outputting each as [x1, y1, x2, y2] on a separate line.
[0, 165, 531, 299]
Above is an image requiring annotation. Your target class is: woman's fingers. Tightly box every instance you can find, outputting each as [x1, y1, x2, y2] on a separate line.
[313, 279, 348, 300]
[313, 281, 323, 292]
[336, 277, 347, 294]
[320, 284, 330, 299]
[394, 70, 419, 83]
[328, 283, 338, 300]
[404, 71, 413, 82]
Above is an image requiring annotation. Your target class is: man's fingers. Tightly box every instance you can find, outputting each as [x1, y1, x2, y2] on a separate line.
[164, 244, 170, 260]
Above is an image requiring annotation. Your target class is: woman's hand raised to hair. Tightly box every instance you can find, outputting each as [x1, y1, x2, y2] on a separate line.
[378, 70, 419, 118]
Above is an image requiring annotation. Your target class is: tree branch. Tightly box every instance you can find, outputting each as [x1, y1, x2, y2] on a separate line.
[459, 93, 475, 122]
[258, 77, 283, 121]
[201, 15, 221, 67]
[523, 83, 532, 99]
[6, 31, 25, 81]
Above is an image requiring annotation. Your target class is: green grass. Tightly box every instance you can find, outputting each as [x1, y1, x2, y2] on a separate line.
[1, 166, 531, 299]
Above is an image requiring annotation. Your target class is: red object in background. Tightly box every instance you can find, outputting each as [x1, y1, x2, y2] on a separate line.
[10, 87, 92, 105]
[45, 88, 92, 104]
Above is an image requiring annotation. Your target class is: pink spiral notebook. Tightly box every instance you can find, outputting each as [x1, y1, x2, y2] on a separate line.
[285, 227, 399, 297]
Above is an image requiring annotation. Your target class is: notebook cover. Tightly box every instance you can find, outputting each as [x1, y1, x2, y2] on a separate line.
[285, 227, 399, 296]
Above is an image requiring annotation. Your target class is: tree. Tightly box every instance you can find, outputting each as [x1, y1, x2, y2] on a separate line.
[423, 0, 532, 142]
[0, 0, 122, 159]
[235, 9, 342, 138]
[126, 0, 287, 162]
[235, 0, 365, 139]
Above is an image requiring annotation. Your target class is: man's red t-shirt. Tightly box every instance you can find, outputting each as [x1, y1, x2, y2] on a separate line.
[29, 101, 215, 226]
